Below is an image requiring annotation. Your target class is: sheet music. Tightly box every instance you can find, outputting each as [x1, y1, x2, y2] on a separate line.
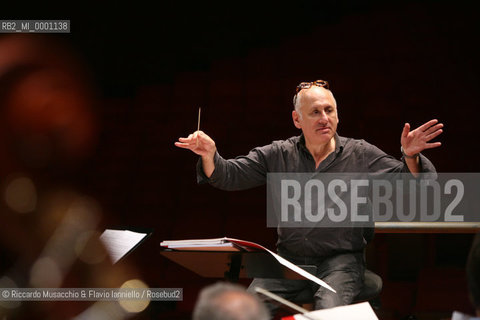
[100, 229, 149, 264]
[292, 302, 378, 320]
[166, 243, 241, 251]
[161, 237, 228, 247]
[262, 247, 336, 293]
[161, 237, 336, 293]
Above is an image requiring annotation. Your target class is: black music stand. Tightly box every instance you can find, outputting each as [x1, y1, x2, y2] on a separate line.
[160, 250, 316, 282]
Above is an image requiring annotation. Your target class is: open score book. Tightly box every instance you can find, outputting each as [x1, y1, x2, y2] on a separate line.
[160, 237, 336, 293]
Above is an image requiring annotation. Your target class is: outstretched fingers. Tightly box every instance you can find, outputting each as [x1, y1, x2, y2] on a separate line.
[425, 127, 443, 141]
[424, 122, 443, 135]
[419, 120, 444, 143]
[174, 141, 194, 149]
[424, 141, 442, 149]
[418, 119, 439, 132]
[401, 119, 444, 155]
[176, 132, 198, 148]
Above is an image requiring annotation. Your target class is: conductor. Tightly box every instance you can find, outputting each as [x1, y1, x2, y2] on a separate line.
[175, 80, 443, 314]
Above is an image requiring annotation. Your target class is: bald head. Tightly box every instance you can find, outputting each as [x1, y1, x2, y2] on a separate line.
[293, 86, 337, 119]
[193, 282, 269, 320]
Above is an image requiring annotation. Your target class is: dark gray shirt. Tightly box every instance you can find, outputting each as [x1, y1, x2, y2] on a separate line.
[197, 134, 436, 259]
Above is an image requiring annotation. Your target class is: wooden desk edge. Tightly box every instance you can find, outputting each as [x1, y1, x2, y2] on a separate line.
[374, 222, 480, 233]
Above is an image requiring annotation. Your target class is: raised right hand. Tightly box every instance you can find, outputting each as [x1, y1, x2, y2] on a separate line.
[174, 130, 217, 159]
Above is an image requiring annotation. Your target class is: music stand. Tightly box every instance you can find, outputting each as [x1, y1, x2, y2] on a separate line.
[160, 250, 317, 282]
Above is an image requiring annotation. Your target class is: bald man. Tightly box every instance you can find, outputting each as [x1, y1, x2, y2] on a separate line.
[193, 282, 269, 320]
[176, 80, 443, 316]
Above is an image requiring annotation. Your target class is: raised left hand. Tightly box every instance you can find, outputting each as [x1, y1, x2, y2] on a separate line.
[401, 119, 443, 156]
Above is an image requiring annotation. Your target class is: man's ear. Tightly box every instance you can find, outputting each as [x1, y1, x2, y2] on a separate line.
[292, 110, 301, 129]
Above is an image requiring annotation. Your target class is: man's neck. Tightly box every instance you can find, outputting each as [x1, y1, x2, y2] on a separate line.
[305, 136, 336, 168]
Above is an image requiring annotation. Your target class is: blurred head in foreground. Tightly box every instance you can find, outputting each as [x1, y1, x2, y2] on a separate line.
[193, 282, 269, 320]
[0, 34, 98, 180]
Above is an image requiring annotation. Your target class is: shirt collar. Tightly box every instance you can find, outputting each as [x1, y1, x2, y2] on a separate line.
[298, 133, 344, 155]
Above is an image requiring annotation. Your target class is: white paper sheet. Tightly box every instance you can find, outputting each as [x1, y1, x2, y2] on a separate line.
[293, 302, 378, 320]
[100, 229, 148, 264]
[226, 238, 336, 293]
[160, 237, 228, 247]
[264, 248, 336, 293]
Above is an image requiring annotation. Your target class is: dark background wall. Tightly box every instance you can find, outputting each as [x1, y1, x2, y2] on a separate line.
[2, 1, 479, 319]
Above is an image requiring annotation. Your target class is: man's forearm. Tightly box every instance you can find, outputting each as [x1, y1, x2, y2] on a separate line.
[202, 154, 215, 178]
[405, 156, 420, 176]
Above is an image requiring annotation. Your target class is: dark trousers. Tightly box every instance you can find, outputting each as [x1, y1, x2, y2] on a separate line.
[247, 252, 365, 317]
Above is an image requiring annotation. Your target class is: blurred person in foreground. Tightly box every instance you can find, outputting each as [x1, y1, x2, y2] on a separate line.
[0, 35, 146, 320]
[176, 80, 443, 316]
[193, 282, 269, 320]
[467, 233, 480, 317]
[451, 234, 480, 320]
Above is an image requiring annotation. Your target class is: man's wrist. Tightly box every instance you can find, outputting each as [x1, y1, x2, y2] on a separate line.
[202, 150, 216, 163]
[401, 146, 419, 159]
